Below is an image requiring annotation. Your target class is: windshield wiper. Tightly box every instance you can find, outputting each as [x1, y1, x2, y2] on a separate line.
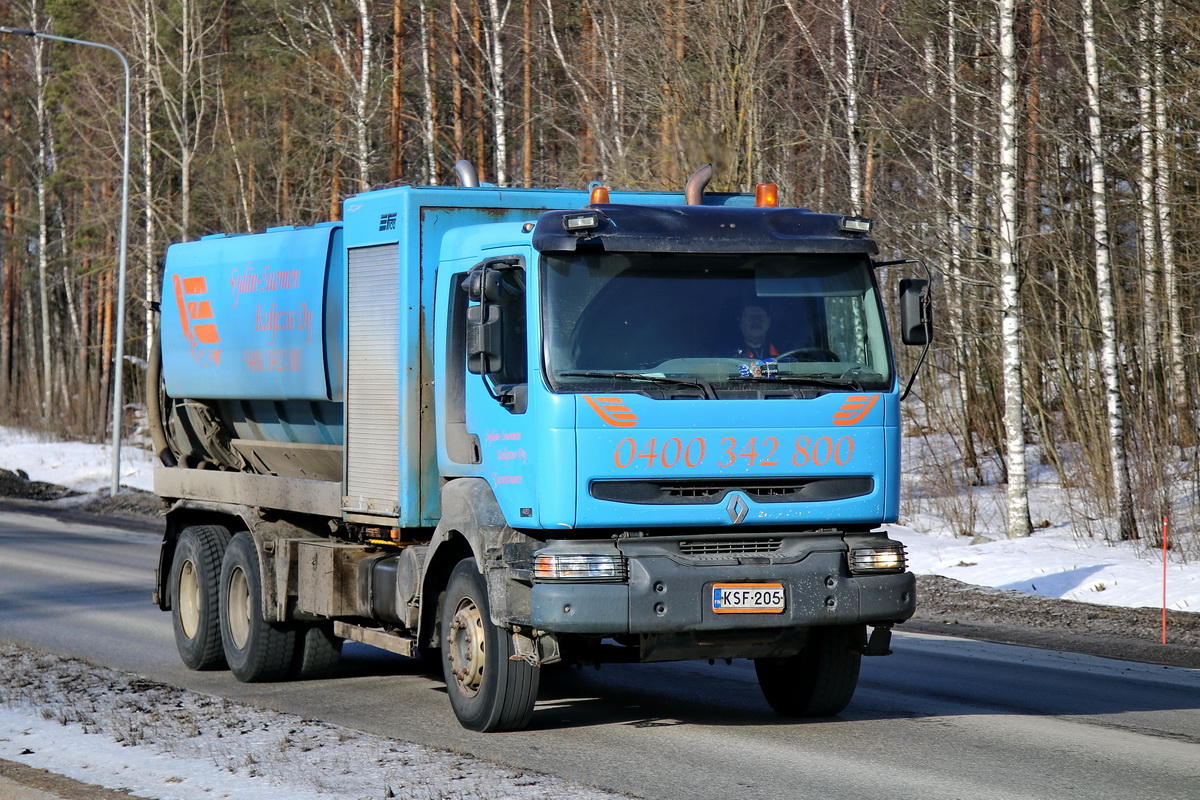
[731, 374, 864, 391]
[558, 371, 715, 399]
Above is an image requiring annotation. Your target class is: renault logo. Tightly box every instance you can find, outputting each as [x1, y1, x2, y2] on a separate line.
[726, 494, 749, 524]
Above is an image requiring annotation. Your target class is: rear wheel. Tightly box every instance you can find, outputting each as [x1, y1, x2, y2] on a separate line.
[441, 559, 539, 731]
[754, 624, 865, 717]
[219, 532, 296, 682]
[291, 622, 342, 680]
[170, 525, 232, 670]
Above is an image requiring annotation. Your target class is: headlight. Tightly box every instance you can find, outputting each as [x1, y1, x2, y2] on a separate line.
[848, 545, 906, 574]
[532, 554, 628, 582]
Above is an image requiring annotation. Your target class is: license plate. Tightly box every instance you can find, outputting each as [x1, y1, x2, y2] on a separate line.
[712, 583, 786, 613]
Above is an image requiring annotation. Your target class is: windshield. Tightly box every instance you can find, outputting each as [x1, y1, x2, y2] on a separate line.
[541, 252, 893, 397]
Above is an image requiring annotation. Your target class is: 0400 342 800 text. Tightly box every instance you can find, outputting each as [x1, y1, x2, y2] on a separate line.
[611, 435, 855, 469]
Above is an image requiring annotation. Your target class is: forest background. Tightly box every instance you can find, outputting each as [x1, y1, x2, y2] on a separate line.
[1, 0, 1199, 553]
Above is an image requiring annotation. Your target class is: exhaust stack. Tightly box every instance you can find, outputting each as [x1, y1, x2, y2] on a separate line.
[455, 160, 480, 188]
[685, 164, 713, 205]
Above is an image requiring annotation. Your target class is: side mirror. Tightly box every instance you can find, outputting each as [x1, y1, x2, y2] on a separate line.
[899, 278, 932, 346]
[466, 302, 503, 374]
[462, 266, 506, 374]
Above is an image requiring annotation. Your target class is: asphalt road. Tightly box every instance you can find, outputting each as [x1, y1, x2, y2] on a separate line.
[2, 507, 1199, 800]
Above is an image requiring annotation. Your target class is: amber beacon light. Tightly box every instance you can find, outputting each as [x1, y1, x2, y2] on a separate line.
[755, 183, 780, 207]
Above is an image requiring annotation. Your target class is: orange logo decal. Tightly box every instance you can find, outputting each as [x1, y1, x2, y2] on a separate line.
[833, 394, 879, 426]
[173, 274, 221, 365]
[584, 395, 638, 428]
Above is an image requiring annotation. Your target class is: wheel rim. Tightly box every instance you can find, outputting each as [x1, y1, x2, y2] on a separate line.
[447, 596, 486, 698]
[227, 566, 251, 650]
[178, 559, 200, 638]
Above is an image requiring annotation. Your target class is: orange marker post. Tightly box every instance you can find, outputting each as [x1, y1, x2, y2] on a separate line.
[1162, 516, 1168, 645]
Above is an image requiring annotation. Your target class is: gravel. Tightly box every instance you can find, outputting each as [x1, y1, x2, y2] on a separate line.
[910, 574, 1200, 668]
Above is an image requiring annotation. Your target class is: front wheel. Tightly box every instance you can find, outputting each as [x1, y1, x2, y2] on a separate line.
[440, 559, 539, 731]
[754, 624, 865, 717]
[219, 532, 296, 682]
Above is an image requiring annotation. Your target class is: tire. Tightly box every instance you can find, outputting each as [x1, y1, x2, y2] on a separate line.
[219, 532, 296, 682]
[440, 559, 539, 732]
[754, 624, 865, 717]
[291, 622, 343, 680]
[170, 525, 232, 670]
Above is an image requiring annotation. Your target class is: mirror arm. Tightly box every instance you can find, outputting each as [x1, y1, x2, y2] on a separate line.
[880, 258, 934, 402]
[899, 335, 931, 401]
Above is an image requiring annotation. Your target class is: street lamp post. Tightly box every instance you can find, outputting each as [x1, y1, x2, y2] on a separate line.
[0, 26, 131, 497]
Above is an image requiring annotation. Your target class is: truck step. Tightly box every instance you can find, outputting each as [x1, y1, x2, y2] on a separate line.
[332, 621, 417, 657]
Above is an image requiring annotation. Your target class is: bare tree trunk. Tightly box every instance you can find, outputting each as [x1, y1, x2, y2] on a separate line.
[142, 0, 158, 358]
[472, 8, 487, 179]
[1082, 0, 1138, 541]
[98, 269, 113, 435]
[945, 0, 980, 484]
[521, 0, 532, 187]
[330, 112, 343, 220]
[33, 31, 52, 421]
[1, 46, 14, 407]
[451, 0, 466, 158]
[1, 179, 12, 407]
[220, 83, 254, 230]
[79, 270, 92, 429]
[998, 0, 1031, 538]
[281, 98, 292, 218]
[390, 0, 404, 182]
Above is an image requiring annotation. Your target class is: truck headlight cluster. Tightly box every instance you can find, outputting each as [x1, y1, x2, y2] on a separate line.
[848, 545, 906, 574]
[532, 554, 628, 582]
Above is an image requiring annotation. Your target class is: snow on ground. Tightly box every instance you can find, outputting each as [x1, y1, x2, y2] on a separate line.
[0, 426, 155, 493]
[1, 424, 1198, 799]
[0, 645, 621, 800]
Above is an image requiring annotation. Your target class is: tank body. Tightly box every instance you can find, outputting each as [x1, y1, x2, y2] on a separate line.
[160, 223, 346, 458]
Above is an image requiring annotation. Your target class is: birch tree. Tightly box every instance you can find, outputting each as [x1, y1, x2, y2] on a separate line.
[1135, 8, 1160, 376]
[840, 0, 862, 213]
[275, 0, 381, 192]
[1081, 0, 1137, 540]
[149, 0, 219, 240]
[481, 0, 512, 185]
[997, 0, 1031, 538]
[17, 3, 54, 420]
[1151, 0, 1186, 434]
[418, 0, 438, 182]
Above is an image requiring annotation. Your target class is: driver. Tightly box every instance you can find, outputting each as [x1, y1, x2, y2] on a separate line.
[730, 303, 779, 359]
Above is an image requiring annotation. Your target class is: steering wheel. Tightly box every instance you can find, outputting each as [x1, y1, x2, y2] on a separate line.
[776, 347, 840, 363]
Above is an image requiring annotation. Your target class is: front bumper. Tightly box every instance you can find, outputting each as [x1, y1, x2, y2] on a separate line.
[530, 550, 915, 635]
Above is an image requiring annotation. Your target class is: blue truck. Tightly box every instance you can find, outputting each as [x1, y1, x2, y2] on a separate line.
[150, 162, 932, 731]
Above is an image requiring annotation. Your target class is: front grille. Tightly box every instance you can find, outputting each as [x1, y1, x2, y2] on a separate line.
[589, 477, 873, 505]
[663, 484, 725, 499]
[678, 538, 783, 557]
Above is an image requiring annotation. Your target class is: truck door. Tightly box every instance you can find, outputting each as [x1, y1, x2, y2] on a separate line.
[460, 256, 539, 518]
